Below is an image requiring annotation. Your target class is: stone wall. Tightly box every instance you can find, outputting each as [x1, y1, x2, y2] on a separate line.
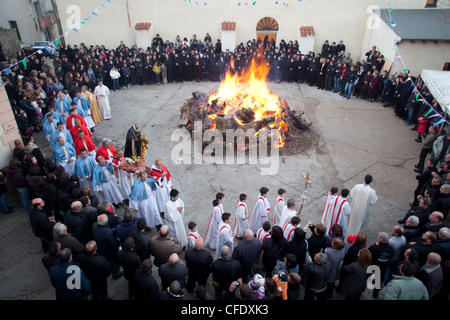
[0, 27, 21, 60]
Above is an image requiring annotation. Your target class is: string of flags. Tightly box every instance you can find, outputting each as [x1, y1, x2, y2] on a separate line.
[386, 1, 449, 127]
[184, 0, 311, 6]
[0, 0, 115, 75]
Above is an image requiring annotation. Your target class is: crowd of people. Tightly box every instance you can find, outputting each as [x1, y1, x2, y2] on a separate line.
[0, 32, 449, 301]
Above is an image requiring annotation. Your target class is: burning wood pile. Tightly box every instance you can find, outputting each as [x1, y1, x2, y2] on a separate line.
[178, 57, 318, 156]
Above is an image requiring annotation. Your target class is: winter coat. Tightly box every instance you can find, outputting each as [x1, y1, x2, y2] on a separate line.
[378, 275, 429, 300]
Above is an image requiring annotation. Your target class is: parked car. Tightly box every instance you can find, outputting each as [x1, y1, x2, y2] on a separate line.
[32, 41, 56, 57]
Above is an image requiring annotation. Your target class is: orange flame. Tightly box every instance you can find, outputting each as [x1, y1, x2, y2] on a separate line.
[208, 55, 287, 148]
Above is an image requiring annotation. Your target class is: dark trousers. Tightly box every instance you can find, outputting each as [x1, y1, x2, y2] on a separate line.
[417, 147, 432, 173]
[304, 286, 327, 301]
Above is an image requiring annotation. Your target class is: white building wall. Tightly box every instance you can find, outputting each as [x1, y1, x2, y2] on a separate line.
[54, 0, 429, 53]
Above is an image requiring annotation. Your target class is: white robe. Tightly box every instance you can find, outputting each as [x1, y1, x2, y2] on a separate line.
[129, 181, 162, 228]
[164, 198, 188, 247]
[93, 167, 124, 205]
[233, 201, 248, 238]
[326, 196, 351, 237]
[215, 222, 233, 259]
[187, 231, 201, 251]
[76, 98, 95, 129]
[203, 203, 223, 250]
[273, 196, 285, 227]
[249, 195, 270, 233]
[283, 223, 297, 242]
[347, 184, 378, 236]
[279, 206, 297, 229]
[256, 228, 271, 246]
[119, 169, 136, 200]
[94, 85, 111, 120]
[154, 171, 171, 213]
[321, 193, 338, 227]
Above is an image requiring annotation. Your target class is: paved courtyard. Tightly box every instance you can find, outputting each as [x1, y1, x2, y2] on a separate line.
[0, 80, 426, 300]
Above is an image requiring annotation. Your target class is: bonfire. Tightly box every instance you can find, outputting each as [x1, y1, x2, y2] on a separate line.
[179, 54, 317, 156]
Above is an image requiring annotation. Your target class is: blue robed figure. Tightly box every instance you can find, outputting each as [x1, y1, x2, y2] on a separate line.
[53, 141, 76, 175]
[128, 172, 162, 228]
[129, 176, 157, 200]
[73, 96, 92, 113]
[92, 162, 115, 186]
[42, 118, 58, 136]
[55, 96, 71, 116]
[75, 154, 97, 189]
[44, 111, 66, 124]
[91, 158, 124, 205]
[50, 127, 74, 149]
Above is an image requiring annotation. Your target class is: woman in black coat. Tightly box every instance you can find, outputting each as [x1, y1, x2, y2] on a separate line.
[337, 248, 372, 300]
[284, 228, 308, 273]
[261, 226, 286, 277]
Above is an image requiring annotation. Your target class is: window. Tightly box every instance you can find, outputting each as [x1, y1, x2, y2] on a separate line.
[425, 0, 438, 8]
[9, 21, 21, 41]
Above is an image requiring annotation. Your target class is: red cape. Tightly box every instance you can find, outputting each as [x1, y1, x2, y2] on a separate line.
[74, 136, 97, 156]
[150, 164, 171, 181]
[96, 144, 119, 164]
[70, 124, 92, 141]
[66, 114, 87, 131]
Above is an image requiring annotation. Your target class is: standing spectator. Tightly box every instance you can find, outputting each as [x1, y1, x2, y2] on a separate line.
[158, 253, 189, 291]
[211, 246, 242, 300]
[369, 232, 395, 298]
[49, 248, 91, 300]
[232, 229, 262, 282]
[338, 248, 372, 300]
[378, 261, 429, 300]
[133, 259, 161, 300]
[284, 228, 308, 274]
[0, 170, 14, 214]
[128, 218, 151, 261]
[52, 222, 85, 257]
[185, 237, 213, 293]
[65, 201, 91, 245]
[150, 225, 182, 267]
[305, 222, 328, 260]
[325, 237, 346, 299]
[76, 240, 112, 300]
[302, 252, 332, 301]
[91, 214, 122, 280]
[42, 242, 61, 272]
[261, 226, 286, 277]
[416, 252, 444, 299]
[116, 237, 142, 299]
[7, 159, 31, 214]
[29, 198, 55, 252]
[113, 210, 138, 246]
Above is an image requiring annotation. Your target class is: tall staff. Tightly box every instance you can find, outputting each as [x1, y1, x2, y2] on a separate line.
[298, 170, 312, 217]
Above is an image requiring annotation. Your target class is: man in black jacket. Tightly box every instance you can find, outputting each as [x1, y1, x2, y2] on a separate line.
[116, 237, 142, 298]
[231, 229, 262, 282]
[92, 214, 122, 279]
[185, 237, 213, 293]
[66, 201, 91, 245]
[128, 218, 151, 261]
[133, 259, 161, 300]
[158, 253, 189, 291]
[77, 240, 112, 300]
[212, 246, 242, 300]
[29, 198, 55, 253]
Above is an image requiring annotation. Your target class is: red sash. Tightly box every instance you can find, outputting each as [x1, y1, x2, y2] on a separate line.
[329, 199, 348, 233]
[188, 233, 199, 240]
[204, 205, 223, 240]
[274, 197, 284, 223]
[259, 197, 269, 217]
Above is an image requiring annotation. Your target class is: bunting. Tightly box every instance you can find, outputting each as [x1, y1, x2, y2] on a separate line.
[0, 0, 115, 75]
[386, 1, 449, 127]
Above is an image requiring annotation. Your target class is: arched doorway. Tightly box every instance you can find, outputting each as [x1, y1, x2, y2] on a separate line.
[256, 17, 279, 46]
